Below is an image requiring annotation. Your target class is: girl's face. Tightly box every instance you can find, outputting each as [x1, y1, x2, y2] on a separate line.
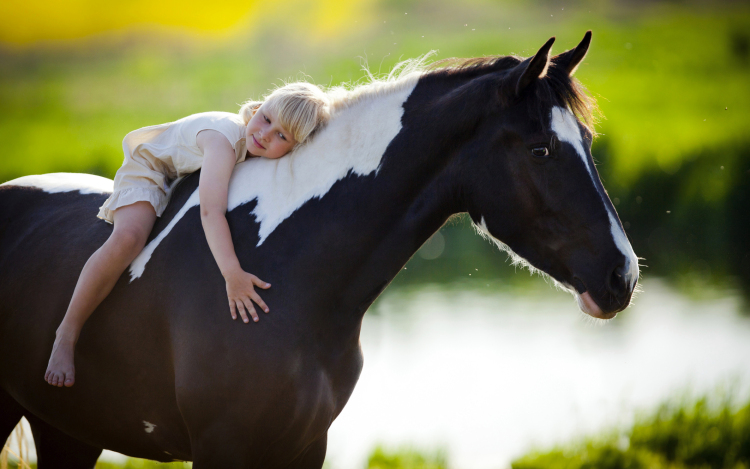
[245, 105, 297, 159]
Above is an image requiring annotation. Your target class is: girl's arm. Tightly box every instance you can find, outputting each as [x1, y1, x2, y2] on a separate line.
[197, 130, 271, 323]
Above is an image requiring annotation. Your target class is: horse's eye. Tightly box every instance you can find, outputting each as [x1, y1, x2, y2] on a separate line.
[531, 146, 550, 158]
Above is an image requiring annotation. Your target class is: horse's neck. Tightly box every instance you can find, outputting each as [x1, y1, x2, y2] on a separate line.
[304, 141, 460, 327]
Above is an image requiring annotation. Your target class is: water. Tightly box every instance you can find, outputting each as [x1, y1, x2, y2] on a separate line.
[7, 278, 750, 467]
[324, 279, 750, 469]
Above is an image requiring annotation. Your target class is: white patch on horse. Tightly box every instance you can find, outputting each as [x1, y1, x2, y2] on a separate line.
[1, 173, 113, 194]
[143, 421, 156, 433]
[129, 190, 199, 280]
[550, 106, 639, 288]
[128, 82, 417, 280]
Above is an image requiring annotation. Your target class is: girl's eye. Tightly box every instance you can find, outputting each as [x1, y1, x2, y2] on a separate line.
[278, 133, 286, 141]
[531, 146, 550, 157]
[264, 115, 270, 123]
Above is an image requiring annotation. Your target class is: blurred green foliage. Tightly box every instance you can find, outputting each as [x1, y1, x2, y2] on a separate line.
[596, 140, 750, 300]
[1, 2, 748, 182]
[367, 446, 448, 469]
[512, 394, 750, 469]
[0, 458, 190, 469]
[94, 461, 189, 469]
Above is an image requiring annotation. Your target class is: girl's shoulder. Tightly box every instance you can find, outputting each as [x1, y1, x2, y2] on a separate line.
[176, 111, 244, 126]
[176, 112, 245, 144]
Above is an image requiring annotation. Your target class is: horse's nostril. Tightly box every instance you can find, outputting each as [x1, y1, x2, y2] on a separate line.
[607, 263, 628, 295]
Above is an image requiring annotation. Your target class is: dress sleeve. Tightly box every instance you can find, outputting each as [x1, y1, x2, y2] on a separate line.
[183, 112, 246, 163]
[184, 112, 244, 149]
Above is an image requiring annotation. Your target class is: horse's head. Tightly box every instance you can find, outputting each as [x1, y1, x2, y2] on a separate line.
[456, 32, 638, 318]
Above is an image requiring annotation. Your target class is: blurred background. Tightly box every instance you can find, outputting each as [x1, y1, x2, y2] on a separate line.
[1, 0, 749, 467]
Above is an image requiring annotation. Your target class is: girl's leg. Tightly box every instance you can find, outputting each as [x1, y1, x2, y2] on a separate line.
[45, 201, 157, 387]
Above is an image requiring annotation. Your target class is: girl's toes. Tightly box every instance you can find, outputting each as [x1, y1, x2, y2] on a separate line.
[64, 374, 75, 387]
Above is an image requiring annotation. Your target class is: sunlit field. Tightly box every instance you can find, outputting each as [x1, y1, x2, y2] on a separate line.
[2, 2, 748, 183]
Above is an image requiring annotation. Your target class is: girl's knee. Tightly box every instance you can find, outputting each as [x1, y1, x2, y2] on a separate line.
[109, 228, 148, 257]
[109, 203, 156, 256]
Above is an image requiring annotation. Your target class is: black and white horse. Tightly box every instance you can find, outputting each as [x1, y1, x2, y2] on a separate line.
[0, 32, 637, 468]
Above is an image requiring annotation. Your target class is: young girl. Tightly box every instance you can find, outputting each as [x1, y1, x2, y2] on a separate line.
[44, 82, 331, 388]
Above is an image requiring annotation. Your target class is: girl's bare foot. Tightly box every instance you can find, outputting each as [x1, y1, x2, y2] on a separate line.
[45, 334, 76, 387]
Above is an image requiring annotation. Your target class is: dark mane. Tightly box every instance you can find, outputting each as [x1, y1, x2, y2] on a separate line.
[424, 55, 599, 134]
[428, 55, 524, 76]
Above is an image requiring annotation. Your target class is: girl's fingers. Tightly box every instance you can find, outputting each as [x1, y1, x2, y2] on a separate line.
[252, 275, 271, 289]
[236, 301, 250, 324]
[251, 293, 269, 313]
[229, 300, 237, 320]
[242, 298, 259, 322]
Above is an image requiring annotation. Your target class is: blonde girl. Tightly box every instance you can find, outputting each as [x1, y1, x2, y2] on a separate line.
[45, 82, 331, 387]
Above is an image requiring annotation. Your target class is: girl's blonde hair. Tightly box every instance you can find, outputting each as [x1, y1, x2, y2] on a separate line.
[239, 82, 331, 146]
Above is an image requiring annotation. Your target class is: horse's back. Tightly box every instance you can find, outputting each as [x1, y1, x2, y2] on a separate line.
[0, 173, 113, 258]
[0, 173, 353, 463]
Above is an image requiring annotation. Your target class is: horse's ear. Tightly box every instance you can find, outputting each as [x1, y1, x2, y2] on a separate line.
[516, 37, 555, 96]
[553, 31, 592, 76]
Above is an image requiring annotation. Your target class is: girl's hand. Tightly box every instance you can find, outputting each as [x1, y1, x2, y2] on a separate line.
[224, 269, 271, 323]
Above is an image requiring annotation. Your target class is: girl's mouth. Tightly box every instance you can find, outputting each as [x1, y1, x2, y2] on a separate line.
[252, 135, 265, 150]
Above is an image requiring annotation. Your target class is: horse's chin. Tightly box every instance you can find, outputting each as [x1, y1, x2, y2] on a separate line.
[576, 291, 618, 320]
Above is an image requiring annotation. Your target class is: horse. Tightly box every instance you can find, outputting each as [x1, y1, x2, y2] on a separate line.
[0, 32, 638, 467]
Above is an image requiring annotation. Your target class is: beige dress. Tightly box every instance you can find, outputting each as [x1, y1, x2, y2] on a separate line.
[98, 112, 249, 224]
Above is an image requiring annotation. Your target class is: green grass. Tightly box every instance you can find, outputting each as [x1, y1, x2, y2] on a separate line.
[366, 446, 448, 469]
[94, 461, 190, 469]
[512, 394, 750, 469]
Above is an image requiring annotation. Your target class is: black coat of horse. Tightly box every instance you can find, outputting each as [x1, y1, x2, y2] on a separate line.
[0, 33, 638, 467]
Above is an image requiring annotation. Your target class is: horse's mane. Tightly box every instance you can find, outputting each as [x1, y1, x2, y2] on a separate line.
[324, 53, 436, 115]
[324, 51, 598, 134]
